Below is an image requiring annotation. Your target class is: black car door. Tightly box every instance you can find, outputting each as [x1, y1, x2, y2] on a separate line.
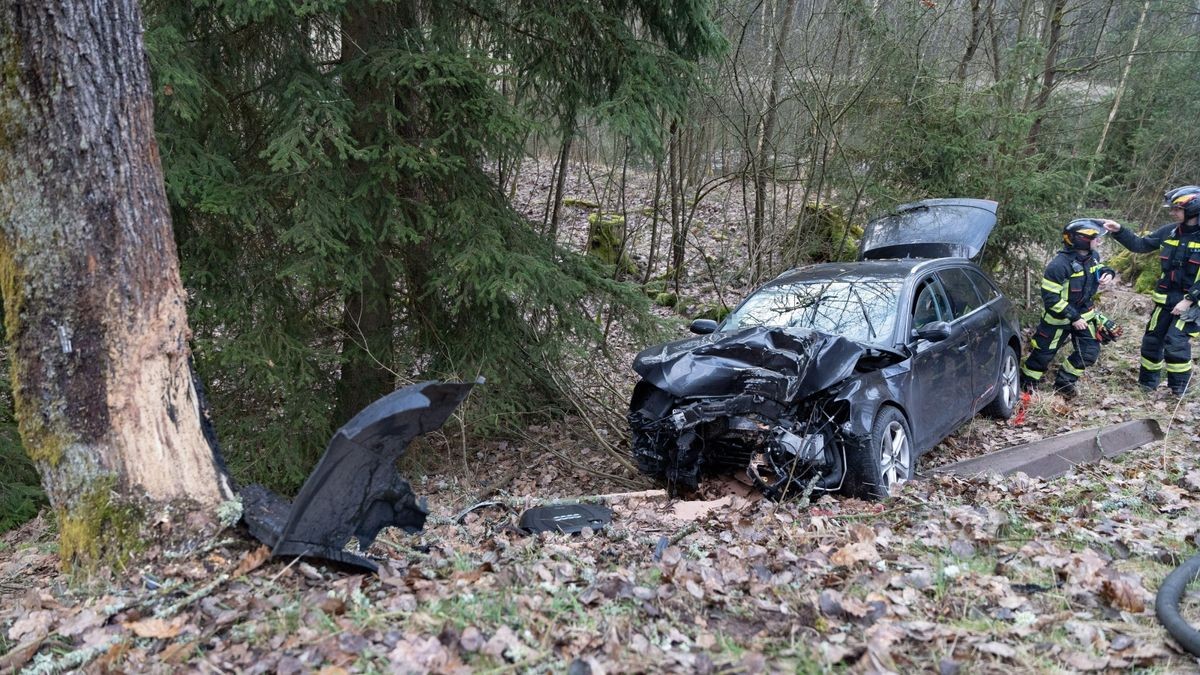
[936, 267, 995, 413]
[906, 275, 972, 449]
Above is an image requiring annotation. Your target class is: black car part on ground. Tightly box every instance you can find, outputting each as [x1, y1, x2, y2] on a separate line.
[242, 379, 480, 572]
[629, 326, 905, 499]
[1156, 553, 1200, 656]
[519, 504, 613, 534]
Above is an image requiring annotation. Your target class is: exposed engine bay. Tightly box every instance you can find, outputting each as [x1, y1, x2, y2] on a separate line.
[629, 327, 907, 500]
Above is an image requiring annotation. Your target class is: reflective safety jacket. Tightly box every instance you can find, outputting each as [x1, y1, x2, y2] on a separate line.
[1038, 248, 1112, 325]
[1113, 222, 1200, 305]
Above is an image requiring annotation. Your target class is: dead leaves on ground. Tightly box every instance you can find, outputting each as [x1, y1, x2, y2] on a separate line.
[2, 308, 1200, 671]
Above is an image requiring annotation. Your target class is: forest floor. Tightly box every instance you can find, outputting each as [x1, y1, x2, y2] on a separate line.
[4, 172, 1200, 673]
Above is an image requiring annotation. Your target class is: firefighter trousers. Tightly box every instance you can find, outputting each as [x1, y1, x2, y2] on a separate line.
[1139, 302, 1199, 392]
[1020, 318, 1100, 392]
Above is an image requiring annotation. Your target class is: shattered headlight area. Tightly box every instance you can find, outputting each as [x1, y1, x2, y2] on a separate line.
[630, 383, 856, 500]
[628, 327, 889, 501]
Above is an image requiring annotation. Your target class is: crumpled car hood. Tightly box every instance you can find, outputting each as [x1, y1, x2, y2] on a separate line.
[632, 326, 869, 402]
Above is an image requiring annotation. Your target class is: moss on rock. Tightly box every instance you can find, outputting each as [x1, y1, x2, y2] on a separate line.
[586, 213, 636, 275]
[1107, 248, 1161, 295]
[653, 292, 677, 307]
[783, 202, 862, 267]
[693, 303, 730, 322]
[562, 197, 599, 209]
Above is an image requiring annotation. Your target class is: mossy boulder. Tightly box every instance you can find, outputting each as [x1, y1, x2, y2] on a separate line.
[692, 303, 730, 322]
[783, 202, 862, 266]
[1106, 247, 1161, 295]
[587, 213, 636, 276]
[654, 292, 677, 307]
[563, 197, 600, 209]
[643, 278, 667, 293]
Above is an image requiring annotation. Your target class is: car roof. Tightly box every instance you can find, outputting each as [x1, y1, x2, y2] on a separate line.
[765, 258, 971, 287]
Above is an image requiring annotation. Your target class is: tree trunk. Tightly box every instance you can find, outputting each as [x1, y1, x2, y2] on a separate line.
[751, 0, 799, 283]
[668, 122, 685, 293]
[547, 118, 575, 245]
[1025, 0, 1067, 154]
[332, 3, 398, 428]
[0, 0, 232, 565]
[642, 144, 665, 285]
[956, 0, 984, 82]
[1079, 0, 1150, 204]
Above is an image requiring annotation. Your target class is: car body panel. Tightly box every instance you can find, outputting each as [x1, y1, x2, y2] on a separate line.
[859, 198, 998, 260]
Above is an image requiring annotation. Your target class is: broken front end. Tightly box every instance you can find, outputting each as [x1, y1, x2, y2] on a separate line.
[628, 328, 886, 500]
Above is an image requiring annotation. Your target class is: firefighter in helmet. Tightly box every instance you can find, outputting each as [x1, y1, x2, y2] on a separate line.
[1020, 219, 1116, 397]
[1103, 185, 1200, 395]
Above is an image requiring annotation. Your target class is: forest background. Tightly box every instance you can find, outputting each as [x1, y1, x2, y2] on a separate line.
[3, 0, 1200, 528]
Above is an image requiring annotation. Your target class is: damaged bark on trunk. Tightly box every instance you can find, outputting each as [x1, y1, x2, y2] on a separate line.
[0, 0, 232, 566]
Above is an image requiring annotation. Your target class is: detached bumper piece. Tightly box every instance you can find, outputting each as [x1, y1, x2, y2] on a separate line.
[242, 379, 480, 572]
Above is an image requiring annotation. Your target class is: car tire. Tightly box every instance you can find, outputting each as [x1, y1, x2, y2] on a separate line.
[847, 406, 913, 501]
[982, 345, 1020, 420]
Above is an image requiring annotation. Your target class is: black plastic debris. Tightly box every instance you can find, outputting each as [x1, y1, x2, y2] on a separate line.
[242, 378, 481, 572]
[519, 503, 613, 535]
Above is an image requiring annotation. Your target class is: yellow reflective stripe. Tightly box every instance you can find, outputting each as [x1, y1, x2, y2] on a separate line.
[1079, 310, 1096, 321]
[1021, 364, 1044, 380]
[1141, 357, 1164, 371]
[1166, 362, 1192, 374]
[1166, 239, 1180, 246]
[1048, 330, 1065, 349]
[1178, 319, 1188, 331]
[1151, 293, 1167, 306]
[1041, 278, 1064, 292]
[1189, 241, 1200, 249]
[1050, 299, 1069, 312]
[1069, 271, 1085, 277]
[1062, 360, 1085, 376]
[1043, 314, 1069, 325]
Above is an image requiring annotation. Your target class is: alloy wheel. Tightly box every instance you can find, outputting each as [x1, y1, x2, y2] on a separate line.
[999, 351, 1019, 411]
[879, 421, 911, 489]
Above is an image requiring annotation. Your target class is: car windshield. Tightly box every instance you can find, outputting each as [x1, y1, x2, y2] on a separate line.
[722, 279, 903, 344]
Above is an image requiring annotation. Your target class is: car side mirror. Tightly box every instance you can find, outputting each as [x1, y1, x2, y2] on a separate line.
[913, 320, 952, 342]
[689, 319, 719, 335]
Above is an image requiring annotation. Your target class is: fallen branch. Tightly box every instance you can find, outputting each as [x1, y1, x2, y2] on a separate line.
[454, 488, 667, 516]
[154, 573, 230, 620]
[517, 430, 646, 489]
[21, 636, 122, 675]
[543, 365, 640, 474]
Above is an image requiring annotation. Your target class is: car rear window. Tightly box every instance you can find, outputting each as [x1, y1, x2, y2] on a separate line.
[938, 268, 985, 318]
[722, 279, 903, 344]
[965, 268, 1000, 300]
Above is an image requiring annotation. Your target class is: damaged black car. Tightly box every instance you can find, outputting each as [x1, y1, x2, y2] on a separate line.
[629, 198, 1021, 500]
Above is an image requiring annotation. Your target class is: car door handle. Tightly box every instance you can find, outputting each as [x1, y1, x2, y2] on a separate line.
[956, 343, 969, 352]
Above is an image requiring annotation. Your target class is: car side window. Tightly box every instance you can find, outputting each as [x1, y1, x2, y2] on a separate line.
[912, 277, 950, 329]
[938, 268, 984, 319]
[965, 268, 1000, 300]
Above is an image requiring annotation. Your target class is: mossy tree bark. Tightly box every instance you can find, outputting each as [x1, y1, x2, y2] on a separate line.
[0, 0, 233, 566]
